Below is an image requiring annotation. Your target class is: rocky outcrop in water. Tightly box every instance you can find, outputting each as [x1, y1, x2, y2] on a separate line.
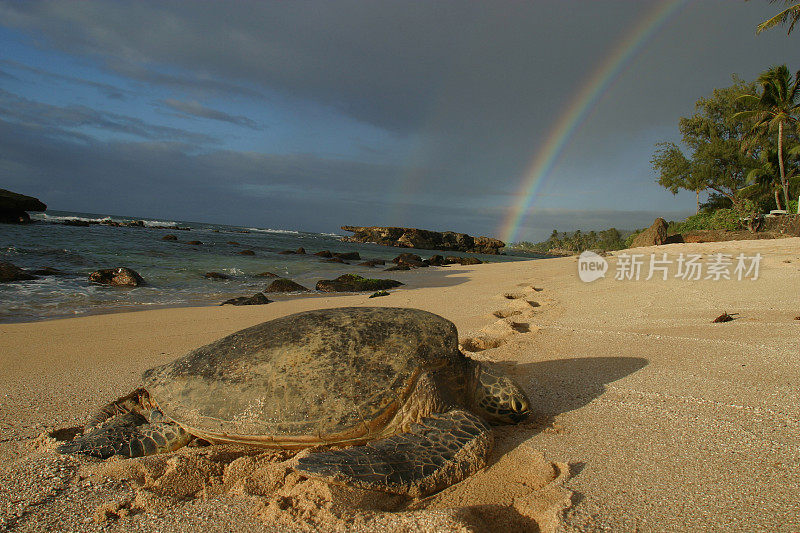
[341, 226, 504, 254]
[265, 278, 310, 292]
[0, 261, 37, 282]
[88, 267, 144, 286]
[0, 189, 47, 224]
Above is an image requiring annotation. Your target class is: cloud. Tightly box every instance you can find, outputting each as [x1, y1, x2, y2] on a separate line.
[0, 89, 216, 144]
[1, 117, 680, 238]
[0, 58, 128, 99]
[161, 98, 261, 129]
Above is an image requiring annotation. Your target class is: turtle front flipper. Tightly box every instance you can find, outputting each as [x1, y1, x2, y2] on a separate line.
[57, 412, 191, 459]
[295, 409, 493, 498]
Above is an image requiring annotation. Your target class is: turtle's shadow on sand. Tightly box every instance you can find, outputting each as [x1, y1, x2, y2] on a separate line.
[490, 356, 649, 456]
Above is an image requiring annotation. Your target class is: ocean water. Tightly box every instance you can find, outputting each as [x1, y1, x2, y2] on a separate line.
[0, 210, 532, 323]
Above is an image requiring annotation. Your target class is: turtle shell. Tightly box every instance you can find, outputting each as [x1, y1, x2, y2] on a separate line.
[143, 307, 461, 447]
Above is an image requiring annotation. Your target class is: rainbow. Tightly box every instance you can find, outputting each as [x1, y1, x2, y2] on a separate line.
[499, 0, 688, 244]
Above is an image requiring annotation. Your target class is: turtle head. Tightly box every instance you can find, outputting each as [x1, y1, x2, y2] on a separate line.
[471, 363, 530, 425]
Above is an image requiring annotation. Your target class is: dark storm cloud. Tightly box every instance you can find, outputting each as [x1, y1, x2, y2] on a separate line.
[161, 99, 261, 130]
[0, 89, 216, 144]
[1, 117, 680, 236]
[0, 1, 634, 135]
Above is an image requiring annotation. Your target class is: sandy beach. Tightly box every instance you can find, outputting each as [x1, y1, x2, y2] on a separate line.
[1, 237, 799, 532]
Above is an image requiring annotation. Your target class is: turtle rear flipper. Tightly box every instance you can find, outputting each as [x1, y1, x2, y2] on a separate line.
[57, 412, 191, 459]
[295, 409, 493, 498]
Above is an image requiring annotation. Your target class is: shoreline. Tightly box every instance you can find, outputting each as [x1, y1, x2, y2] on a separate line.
[2, 238, 799, 531]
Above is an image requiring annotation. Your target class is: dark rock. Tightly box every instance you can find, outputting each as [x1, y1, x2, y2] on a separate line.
[278, 250, 296, 255]
[445, 256, 482, 265]
[0, 261, 37, 282]
[0, 209, 31, 224]
[30, 267, 67, 276]
[238, 250, 256, 256]
[369, 290, 390, 298]
[314, 250, 333, 258]
[385, 264, 411, 271]
[186, 240, 203, 245]
[392, 253, 428, 268]
[88, 267, 144, 287]
[341, 226, 505, 254]
[358, 260, 386, 267]
[428, 255, 445, 266]
[333, 252, 361, 260]
[220, 293, 272, 306]
[316, 274, 403, 292]
[162, 234, 178, 241]
[255, 271, 279, 277]
[0, 189, 46, 224]
[295, 247, 306, 254]
[204, 272, 230, 280]
[265, 278, 311, 292]
[393, 253, 423, 264]
[631, 218, 668, 248]
[227, 241, 240, 246]
[323, 257, 348, 264]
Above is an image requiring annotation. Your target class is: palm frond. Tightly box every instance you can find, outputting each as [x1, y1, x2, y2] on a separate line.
[756, 3, 800, 34]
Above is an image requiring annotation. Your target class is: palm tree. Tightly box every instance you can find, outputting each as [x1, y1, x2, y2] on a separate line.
[742, 146, 797, 209]
[736, 65, 800, 210]
[750, 1, 800, 34]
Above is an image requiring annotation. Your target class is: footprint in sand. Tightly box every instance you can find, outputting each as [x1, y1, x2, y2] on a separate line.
[493, 299, 540, 319]
[460, 317, 536, 353]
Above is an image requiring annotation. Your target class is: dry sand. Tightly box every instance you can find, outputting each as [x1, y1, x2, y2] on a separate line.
[1, 237, 799, 531]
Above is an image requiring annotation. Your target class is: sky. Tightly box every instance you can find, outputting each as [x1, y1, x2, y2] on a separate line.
[1, 1, 798, 242]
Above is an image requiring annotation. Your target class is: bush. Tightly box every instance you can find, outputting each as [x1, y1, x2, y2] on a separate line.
[671, 208, 741, 233]
[623, 229, 644, 248]
[789, 199, 799, 214]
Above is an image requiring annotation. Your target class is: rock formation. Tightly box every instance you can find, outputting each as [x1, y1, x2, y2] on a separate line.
[220, 293, 271, 306]
[0, 189, 46, 223]
[631, 218, 668, 248]
[315, 274, 403, 293]
[88, 267, 144, 286]
[265, 278, 310, 292]
[0, 261, 37, 282]
[341, 226, 504, 254]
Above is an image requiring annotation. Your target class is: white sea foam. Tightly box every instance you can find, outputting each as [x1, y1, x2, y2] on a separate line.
[246, 227, 300, 235]
[142, 219, 179, 227]
[31, 213, 179, 227]
[33, 213, 114, 224]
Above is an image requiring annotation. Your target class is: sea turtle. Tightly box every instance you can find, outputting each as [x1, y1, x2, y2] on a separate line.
[58, 307, 531, 496]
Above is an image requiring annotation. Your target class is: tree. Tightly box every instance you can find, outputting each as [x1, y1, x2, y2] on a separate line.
[743, 147, 789, 209]
[652, 77, 760, 211]
[736, 65, 800, 210]
[651, 142, 704, 213]
[749, 1, 800, 34]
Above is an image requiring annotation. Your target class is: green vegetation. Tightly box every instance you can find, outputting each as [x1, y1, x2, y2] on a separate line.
[513, 228, 628, 254]
[752, 1, 800, 34]
[736, 65, 800, 210]
[667, 209, 741, 233]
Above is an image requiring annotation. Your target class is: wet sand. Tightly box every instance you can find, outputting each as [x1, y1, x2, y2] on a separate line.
[1, 237, 798, 531]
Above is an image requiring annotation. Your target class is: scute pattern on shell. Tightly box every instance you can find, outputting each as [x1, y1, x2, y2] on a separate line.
[143, 307, 461, 444]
